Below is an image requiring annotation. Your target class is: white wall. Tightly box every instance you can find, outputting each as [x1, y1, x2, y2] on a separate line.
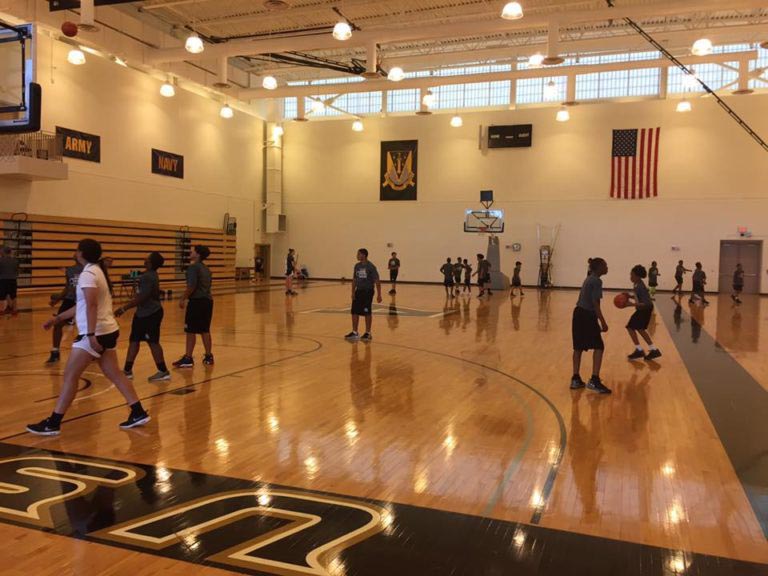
[1, 38, 264, 266]
[277, 94, 768, 291]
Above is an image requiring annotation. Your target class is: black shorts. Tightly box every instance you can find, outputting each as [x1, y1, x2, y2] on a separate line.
[478, 274, 491, 286]
[512, 278, 521, 287]
[285, 267, 294, 278]
[733, 284, 744, 293]
[185, 298, 213, 334]
[649, 281, 658, 288]
[464, 277, 471, 286]
[626, 307, 653, 331]
[572, 306, 604, 351]
[443, 278, 455, 287]
[74, 330, 119, 350]
[390, 270, 399, 282]
[351, 289, 375, 316]
[453, 274, 462, 284]
[0, 279, 18, 299]
[130, 308, 164, 343]
[692, 281, 704, 294]
[675, 276, 683, 285]
[57, 298, 76, 316]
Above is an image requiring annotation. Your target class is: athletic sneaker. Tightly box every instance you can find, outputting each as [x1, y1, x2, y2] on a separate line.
[203, 354, 214, 366]
[587, 377, 612, 394]
[148, 370, 171, 382]
[26, 417, 61, 436]
[570, 375, 586, 390]
[172, 355, 194, 368]
[360, 333, 373, 342]
[119, 410, 151, 430]
[45, 351, 60, 364]
[124, 370, 134, 380]
[344, 331, 360, 341]
[645, 349, 662, 361]
[627, 349, 645, 360]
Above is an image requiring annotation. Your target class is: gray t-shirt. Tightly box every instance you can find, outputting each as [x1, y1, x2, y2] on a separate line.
[648, 267, 659, 285]
[675, 265, 685, 279]
[634, 280, 653, 308]
[478, 260, 491, 277]
[136, 269, 162, 318]
[512, 266, 521, 282]
[64, 264, 83, 300]
[353, 261, 379, 291]
[576, 274, 603, 312]
[186, 262, 212, 299]
[0, 256, 19, 280]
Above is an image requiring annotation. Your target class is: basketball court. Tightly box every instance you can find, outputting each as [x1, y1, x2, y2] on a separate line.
[1, 1, 768, 575]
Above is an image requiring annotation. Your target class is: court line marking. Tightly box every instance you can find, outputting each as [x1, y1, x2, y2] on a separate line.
[281, 329, 566, 526]
[0, 335, 325, 444]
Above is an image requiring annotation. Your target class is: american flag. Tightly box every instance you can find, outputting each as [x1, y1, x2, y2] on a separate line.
[611, 128, 660, 199]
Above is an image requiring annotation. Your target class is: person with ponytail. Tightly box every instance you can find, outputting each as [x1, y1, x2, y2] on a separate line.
[27, 238, 150, 435]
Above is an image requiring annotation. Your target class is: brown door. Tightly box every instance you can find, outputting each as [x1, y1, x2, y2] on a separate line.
[254, 244, 271, 280]
[718, 240, 762, 294]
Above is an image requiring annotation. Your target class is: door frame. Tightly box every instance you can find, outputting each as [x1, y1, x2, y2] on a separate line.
[718, 239, 762, 294]
[254, 243, 271, 280]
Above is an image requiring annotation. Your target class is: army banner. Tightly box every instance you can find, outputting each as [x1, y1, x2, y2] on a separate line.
[56, 126, 101, 162]
[380, 140, 417, 201]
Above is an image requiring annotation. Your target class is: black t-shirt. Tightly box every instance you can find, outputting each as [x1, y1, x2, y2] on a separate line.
[354, 261, 379, 290]
[733, 269, 744, 286]
[286, 254, 295, 274]
[440, 263, 453, 280]
[648, 266, 659, 285]
[388, 258, 400, 270]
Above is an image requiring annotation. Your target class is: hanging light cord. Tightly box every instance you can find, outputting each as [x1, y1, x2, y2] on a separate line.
[605, 0, 768, 153]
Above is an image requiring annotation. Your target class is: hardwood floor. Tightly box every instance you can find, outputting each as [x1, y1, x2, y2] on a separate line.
[0, 282, 766, 573]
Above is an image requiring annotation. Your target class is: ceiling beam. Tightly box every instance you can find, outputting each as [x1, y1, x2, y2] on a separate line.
[146, 0, 768, 64]
[244, 24, 768, 81]
[236, 50, 757, 100]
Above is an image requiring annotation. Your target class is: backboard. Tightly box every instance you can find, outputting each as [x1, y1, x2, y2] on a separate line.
[0, 22, 39, 133]
[464, 209, 505, 234]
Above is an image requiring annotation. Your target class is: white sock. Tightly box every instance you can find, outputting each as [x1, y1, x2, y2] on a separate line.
[649, 345, 657, 351]
[636, 345, 643, 352]
[51, 348, 59, 352]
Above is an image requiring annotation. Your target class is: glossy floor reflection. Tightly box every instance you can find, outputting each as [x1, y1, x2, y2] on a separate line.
[0, 283, 766, 574]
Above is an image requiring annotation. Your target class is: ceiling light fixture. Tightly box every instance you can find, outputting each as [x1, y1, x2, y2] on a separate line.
[422, 90, 436, 109]
[543, 80, 558, 100]
[450, 114, 463, 128]
[388, 66, 405, 82]
[691, 38, 713, 56]
[528, 53, 544, 68]
[220, 104, 234, 119]
[501, 2, 524, 20]
[333, 21, 352, 41]
[67, 49, 86, 65]
[160, 79, 176, 98]
[352, 119, 364, 132]
[556, 106, 570, 122]
[676, 99, 692, 113]
[262, 75, 278, 90]
[185, 32, 204, 54]
[310, 99, 325, 114]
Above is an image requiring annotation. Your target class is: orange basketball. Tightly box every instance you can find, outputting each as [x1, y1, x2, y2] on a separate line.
[614, 292, 630, 309]
[61, 21, 79, 37]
